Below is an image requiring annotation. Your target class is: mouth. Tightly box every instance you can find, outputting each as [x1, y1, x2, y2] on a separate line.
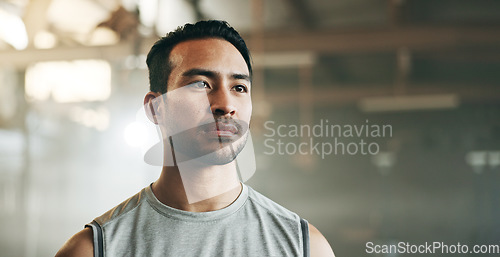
[214, 122, 239, 136]
[200, 120, 245, 139]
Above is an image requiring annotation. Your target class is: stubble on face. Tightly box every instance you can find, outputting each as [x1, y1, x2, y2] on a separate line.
[158, 38, 252, 166]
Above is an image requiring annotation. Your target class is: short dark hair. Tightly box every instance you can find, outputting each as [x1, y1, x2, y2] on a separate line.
[146, 20, 252, 93]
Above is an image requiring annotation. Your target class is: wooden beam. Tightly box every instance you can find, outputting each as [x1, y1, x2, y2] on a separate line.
[0, 42, 137, 68]
[264, 84, 500, 107]
[244, 25, 500, 54]
[2, 26, 500, 67]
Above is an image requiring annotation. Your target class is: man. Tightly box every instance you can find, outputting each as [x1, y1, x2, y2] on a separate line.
[56, 20, 334, 257]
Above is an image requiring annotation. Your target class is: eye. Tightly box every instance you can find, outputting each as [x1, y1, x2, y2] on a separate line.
[233, 85, 248, 93]
[187, 81, 209, 89]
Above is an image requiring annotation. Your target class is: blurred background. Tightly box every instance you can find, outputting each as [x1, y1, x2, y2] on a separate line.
[1, 0, 500, 256]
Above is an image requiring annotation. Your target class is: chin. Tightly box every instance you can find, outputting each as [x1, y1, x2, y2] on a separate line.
[182, 132, 249, 165]
[195, 150, 238, 165]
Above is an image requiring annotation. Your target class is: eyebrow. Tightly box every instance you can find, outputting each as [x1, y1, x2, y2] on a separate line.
[182, 68, 251, 82]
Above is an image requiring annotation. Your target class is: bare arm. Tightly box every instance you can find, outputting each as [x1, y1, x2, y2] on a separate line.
[55, 227, 94, 257]
[309, 223, 335, 257]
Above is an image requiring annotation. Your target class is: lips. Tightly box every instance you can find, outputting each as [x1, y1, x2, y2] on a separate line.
[201, 120, 244, 138]
[214, 123, 238, 134]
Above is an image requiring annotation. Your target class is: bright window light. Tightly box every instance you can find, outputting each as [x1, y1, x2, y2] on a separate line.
[70, 106, 110, 131]
[0, 8, 28, 50]
[138, 0, 158, 28]
[124, 122, 148, 147]
[34, 30, 57, 49]
[156, 0, 195, 35]
[47, 0, 109, 36]
[25, 60, 111, 103]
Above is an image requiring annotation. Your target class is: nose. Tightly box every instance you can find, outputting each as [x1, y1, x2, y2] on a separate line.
[210, 87, 236, 117]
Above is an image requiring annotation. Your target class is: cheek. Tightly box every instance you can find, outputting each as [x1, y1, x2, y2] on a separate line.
[239, 100, 252, 121]
[169, 93, 211, 114]
[161, 99, 208, 134]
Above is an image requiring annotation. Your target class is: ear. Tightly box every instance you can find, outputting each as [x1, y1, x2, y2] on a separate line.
[144, 92, 162, 124]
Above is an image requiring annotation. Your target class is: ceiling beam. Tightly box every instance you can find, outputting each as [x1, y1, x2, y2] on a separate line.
[244, 25, 500, 54]
[1, 25, 500, 67]
[0, 42, 134, 68]
[264, 84, 500, 107]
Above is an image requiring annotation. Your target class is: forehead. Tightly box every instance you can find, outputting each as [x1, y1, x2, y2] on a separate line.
[168, 38, 249, 76]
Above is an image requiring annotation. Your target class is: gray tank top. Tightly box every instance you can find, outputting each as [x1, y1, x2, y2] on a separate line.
[85, 184, 310, 257]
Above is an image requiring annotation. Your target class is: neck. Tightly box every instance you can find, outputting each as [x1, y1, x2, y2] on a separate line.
[151, 160, 242, 212]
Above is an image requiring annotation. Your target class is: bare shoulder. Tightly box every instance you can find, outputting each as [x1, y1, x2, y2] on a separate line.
[55, 227, 94, 257]
[309, 223, 335, 257]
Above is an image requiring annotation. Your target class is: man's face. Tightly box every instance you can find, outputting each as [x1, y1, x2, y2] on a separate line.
[155, 38, 252, 165]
